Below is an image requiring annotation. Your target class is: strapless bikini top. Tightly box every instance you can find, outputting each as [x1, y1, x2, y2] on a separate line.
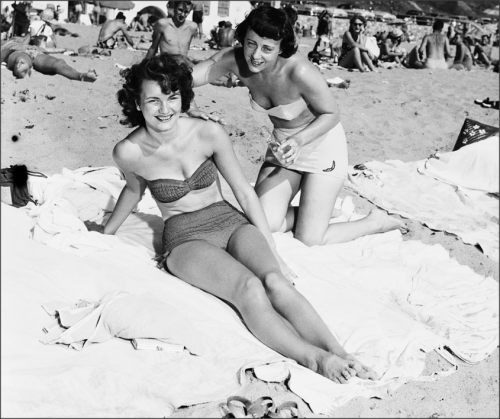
[145, 158, 218, 204]
[249, 93, 308, 121]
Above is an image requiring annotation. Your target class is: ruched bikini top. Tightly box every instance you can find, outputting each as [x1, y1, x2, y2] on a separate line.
[145, 158, 218, 204]
[249, 93, 308, 121]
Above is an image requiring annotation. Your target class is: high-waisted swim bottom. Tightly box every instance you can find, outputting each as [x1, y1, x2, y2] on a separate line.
[265, 122, 348, 179]
[161, 200, 250, 262]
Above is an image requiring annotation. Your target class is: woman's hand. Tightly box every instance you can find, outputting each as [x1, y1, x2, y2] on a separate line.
[278, 136, 302, 166]
[84, 220, 105, 234]
[274, 251, 298, 284]
[186, 104, 227, 125]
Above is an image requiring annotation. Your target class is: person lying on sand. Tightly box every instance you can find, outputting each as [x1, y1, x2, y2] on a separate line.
[418, 19, 453, 70]
[97, 12, 137, 49]
[1, 41, 97, 82]
[85, 53, 378, 384]
[188, 4, 408, 247]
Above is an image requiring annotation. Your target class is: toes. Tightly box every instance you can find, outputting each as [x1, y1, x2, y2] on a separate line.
[341, 369, 352, 381]
[337, 375, 348, 384]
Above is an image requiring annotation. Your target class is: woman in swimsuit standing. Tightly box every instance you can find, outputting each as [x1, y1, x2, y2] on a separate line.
[86, 53, 378, 384]
[191, 4, 405, 247]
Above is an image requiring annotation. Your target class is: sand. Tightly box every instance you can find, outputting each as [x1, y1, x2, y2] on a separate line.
[1, 22, 498, 418]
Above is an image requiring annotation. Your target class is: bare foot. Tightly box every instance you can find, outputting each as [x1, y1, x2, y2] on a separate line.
[81, 69, 98, 82]
[365, 207, 408, 234]
[343, 353, 379, 380]
[314, 351, 358, 384]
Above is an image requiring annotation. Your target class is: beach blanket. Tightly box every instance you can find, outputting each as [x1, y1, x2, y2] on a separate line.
[1, 167, 498, 417]
[346, 138, 499, 262]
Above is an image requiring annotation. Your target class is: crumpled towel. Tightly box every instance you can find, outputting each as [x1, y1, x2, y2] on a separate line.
[40, 290, 206, 355]
[346, 159, 499, 261]
[418, 136, 499, 194]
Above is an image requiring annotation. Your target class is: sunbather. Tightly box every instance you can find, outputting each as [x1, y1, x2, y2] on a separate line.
[85, 53, 378, 384]
[1, 40, 97, 82]
[339, 15, 377, 72]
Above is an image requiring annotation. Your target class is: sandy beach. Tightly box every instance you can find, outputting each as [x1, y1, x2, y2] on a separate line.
[1, 21, 499, 418]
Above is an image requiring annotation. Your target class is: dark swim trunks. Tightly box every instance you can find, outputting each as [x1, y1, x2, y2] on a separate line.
[192, 10, 203, 24]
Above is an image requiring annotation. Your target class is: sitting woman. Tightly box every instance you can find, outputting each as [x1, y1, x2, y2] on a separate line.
[378, 28, 406, 64]
[1, 40, 97, 81]
[339, 15, 377, 72]
[450, 33, 473, 71]
[86, 53, 378, 384]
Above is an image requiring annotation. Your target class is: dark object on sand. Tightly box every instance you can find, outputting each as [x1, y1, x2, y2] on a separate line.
[453, 118, 499, 151]
[0, 164, 47, 207]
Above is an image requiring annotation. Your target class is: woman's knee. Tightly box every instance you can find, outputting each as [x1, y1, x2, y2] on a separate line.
[294, 229, 324, 247]
[262, 272, 294, 295]
[232, 275, 268, 310]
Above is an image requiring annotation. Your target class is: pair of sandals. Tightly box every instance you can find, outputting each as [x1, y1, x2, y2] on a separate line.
[220, 396, 299, 418]
[474, 98, 499, 109]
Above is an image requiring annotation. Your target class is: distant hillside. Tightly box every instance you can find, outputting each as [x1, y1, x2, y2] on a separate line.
[322, 0, 499, 17]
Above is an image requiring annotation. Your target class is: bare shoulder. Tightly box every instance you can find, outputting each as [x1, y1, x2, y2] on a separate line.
[153, 17, 170, 30]
[112, 130, 143, 166]
[288, 53, 318, 81]
[187, 117, 229, 148]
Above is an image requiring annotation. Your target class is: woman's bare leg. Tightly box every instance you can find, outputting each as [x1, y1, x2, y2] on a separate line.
[360, 50, 376, 71]
[34, 55, 97, 82]
[227, 224, 377, 380]
[255, 165, 407, 246]
[166, 237, 359, 383]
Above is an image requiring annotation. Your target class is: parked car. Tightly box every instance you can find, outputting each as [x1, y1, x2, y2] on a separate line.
[295, 2, 349, 19]
[449, 15, 470, 23]
[429, 13, 450, 23]
[374, 10, 397, 22]
[398, 10, 433, 26]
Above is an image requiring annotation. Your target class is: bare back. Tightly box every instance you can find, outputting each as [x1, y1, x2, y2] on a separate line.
[421, 32, 449, 60]
[98, 19, 128, 42]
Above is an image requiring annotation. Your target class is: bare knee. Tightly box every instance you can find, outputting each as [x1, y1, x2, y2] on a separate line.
[232, 275, 269, 311]
[262, 272, 294, 296]
[294, 230, 324, 247]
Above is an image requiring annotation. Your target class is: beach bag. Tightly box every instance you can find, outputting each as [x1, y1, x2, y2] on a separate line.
[453, 118, 499, 151]
[0, 165, 46, 207]
[30, 23, 48, 47]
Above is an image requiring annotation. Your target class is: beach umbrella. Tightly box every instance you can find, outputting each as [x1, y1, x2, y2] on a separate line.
[98, 1, 135, 10]
[138, 5, 166, 19]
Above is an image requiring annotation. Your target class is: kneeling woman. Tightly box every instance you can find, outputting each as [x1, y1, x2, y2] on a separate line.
[90, 54, 378, 384]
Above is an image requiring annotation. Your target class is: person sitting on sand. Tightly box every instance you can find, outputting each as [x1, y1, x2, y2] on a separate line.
[188, 4, 407, 247]
[145, 1, 197, 67]
[312, 11, 336, 62]
[1, 40, 97, 82]
[97, 12, 137, 49]
[418, 19, 453, 70]
[450, 33, 473, 71]
[85, 53, 379, 385]
[339, 15, 377, 72]
[130, 12, 154, 32]
[473, 34, 493, 67]
[28, 8, 58, 48]
[378, 28, 405, 64]
[218, 21, 236, 49]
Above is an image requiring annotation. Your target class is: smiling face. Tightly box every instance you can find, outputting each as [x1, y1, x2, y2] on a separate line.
[138, 80, 182, 133]
[351, 18, 364, 34]
[173, 3, 192, 25]
[243, 29, 281, 73]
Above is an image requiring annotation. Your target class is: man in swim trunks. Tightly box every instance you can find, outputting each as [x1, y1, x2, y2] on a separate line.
[145, 1, 197, 66]
[1, 40, 98, 82]
[419, 19, 453, 70]
[192, 1, 204, 39]
[97, 12, 137, 49]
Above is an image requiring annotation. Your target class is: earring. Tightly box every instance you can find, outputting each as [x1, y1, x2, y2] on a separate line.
[136, 105, 141, 111]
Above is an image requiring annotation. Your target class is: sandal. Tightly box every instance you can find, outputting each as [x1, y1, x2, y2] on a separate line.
[268, 401, 300, 418]
[220, 396, 275, 418]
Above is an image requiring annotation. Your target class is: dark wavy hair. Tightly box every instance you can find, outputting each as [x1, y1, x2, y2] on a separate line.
[116, 53, 194, 127]
[235, 4, 297, 58]
[349, 14, 367, 30]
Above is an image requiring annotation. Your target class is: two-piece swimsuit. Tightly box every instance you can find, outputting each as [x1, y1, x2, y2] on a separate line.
[249, 93, 348, 178]
[145, 158, 249, 270]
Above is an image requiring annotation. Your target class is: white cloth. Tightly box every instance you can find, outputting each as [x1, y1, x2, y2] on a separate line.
[29, 20, 54, 38]
[1, 166, 498, 417]
[346, 156, 499, 261]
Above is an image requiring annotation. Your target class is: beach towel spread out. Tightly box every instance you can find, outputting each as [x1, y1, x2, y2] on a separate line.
[346, 138, 499, 262]
[2, 167, 499, 417]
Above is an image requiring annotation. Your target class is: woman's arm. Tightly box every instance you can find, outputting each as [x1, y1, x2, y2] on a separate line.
[345, 30, 369, 52]
[210, 123, 296, 281]
[102, 141, 146, 235]
[276, 60, 339, 164]
[191, 47, 237, 87]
